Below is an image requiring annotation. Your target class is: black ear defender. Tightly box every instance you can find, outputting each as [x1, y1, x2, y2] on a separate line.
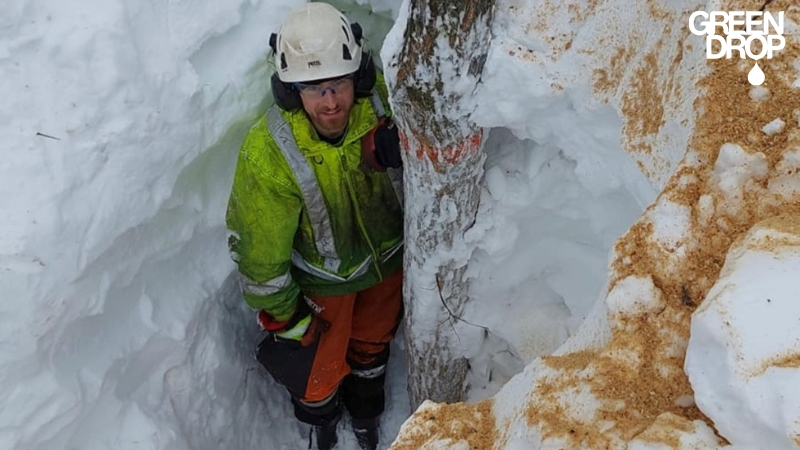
[351, 22, 363, 43]
[269, 32, 278, 53]
[269, 23, 377, 111]
[354, 50, 376, 98]
[347, 22, 377, 97]
[270, 72, 302, 111]
[269, 32, 303, 111]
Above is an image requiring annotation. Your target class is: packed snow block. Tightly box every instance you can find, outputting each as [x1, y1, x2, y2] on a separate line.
[686, 217, 800, 449]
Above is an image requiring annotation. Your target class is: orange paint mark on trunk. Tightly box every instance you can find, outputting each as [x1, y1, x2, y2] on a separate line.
[400, 130, 483, 167]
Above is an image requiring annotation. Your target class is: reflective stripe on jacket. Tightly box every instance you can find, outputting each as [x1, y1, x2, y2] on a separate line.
[226, 75, 404, 321]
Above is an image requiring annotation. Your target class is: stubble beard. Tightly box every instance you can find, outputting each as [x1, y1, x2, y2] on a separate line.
[316, 109, 349, 137]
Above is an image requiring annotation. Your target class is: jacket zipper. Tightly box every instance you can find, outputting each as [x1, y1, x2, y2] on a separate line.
[339, 151, 383, 282]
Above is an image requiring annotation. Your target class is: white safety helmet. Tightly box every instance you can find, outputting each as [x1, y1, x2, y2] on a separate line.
[274, 3, 363, 83]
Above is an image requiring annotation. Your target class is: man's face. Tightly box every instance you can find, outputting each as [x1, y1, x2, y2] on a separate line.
[296, 75, 356, 139]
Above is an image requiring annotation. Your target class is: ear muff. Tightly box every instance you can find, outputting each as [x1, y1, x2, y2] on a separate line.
[348, 23, 376, 97]
[354, 50, 376, 97]
[271, 73, 302, 111]
[269, 32, 302, 111]
[351, 22, 363, 45]
[269, 32, 277, 52]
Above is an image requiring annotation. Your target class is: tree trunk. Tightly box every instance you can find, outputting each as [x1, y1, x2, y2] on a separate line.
[383, 0, 496, 409]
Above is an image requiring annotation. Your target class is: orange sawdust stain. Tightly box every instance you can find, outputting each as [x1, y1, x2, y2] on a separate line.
[751, 351, 800, 378]
[390, 400, 499, 450]
[593, 46, 634, 94]
[622, 52, 666, 150]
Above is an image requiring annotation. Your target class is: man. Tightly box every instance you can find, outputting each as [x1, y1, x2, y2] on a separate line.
[225, 3, 404, 450]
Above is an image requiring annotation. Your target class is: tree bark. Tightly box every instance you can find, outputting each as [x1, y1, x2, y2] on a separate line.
[383, 0, 496, 409]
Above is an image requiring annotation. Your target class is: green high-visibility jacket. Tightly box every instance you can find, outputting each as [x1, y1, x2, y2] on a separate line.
[226, 76, 403, 322]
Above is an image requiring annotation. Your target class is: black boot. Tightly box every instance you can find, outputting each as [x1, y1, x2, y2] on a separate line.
[352, 417, 379, 450]
[313, 420, 339, 450]
[292, 394, 342, 450]
[342, 371, 385, 450]
[342, 371, 386, 420]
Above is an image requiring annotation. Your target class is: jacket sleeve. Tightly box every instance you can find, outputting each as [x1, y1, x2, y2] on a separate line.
[226, 128, 302, 322]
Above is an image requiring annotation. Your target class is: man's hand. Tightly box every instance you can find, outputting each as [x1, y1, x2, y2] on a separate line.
[361, 118, 402, 170]
[257, 297, 313, 341]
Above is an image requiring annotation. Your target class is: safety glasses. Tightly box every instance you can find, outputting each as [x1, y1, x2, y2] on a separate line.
[294, 74, 355, 99]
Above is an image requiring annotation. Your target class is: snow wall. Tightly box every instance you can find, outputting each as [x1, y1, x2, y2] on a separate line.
[389, 0, 800, 449]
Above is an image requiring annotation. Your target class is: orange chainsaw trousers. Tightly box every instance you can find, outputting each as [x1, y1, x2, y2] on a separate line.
[300, 269, 404, 403]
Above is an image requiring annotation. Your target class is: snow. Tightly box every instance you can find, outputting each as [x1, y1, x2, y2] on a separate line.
[763, 118, 787, 136]
[712, 143, 768, 202]
[605, 276, 666, 326]
[749, 86, 771, 101]
[4, 0, 800, 450]
[462, 129, 643, 380]
[626, 413, 723, 450]
[686, 218, 800, 449]
[769, 150, 800, 198]
[649, 198, 692, 257]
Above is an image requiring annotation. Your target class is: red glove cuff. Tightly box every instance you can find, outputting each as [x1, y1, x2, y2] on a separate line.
[257, 310, 289, 332]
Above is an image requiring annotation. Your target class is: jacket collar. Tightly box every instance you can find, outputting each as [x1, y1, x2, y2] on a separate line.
[282, 96, 380, 153]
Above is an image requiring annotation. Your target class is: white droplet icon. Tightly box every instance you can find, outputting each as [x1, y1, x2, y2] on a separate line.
[748, 62, 765, 86]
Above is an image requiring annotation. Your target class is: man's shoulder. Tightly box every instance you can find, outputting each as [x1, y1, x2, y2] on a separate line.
[240, 114, 273, 157]
[238, 109, 296, 178]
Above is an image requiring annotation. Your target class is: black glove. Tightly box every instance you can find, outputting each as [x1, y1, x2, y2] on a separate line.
[373, 120, 402, 169]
